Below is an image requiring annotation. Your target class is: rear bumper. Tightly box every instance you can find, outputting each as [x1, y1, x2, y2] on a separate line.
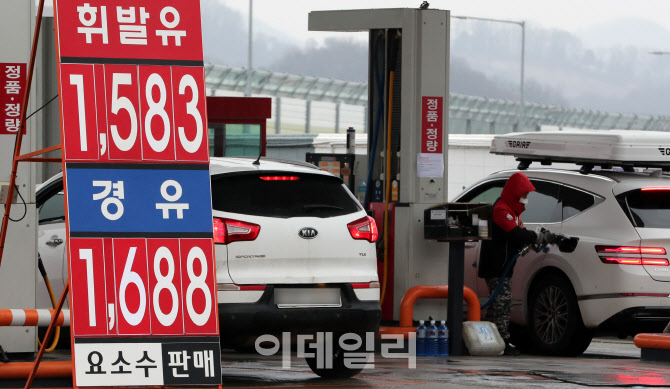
[599, 306, 670, 335]
[219, 284, 381, 346]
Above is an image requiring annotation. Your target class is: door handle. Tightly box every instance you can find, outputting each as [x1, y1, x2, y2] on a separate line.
[46, 238, 64, 246]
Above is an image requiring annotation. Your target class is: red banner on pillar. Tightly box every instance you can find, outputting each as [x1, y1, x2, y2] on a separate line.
[0, 63, 27, 135]
[421, 96, 443, 154]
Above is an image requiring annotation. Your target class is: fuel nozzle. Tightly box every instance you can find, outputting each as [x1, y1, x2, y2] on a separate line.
[540, 228, 580, 253]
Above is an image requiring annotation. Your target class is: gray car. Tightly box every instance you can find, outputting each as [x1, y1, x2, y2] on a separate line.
[455, 168, 670, 355]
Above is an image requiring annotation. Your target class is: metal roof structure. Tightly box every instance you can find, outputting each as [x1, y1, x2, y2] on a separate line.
[204, 64, 670, 134]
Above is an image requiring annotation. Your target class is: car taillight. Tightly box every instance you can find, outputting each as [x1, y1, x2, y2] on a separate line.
[595, 246, 666, 255]
[596, 245, 669, 266]
[348, 216, 378, 243]
[641, 247, 667, 255]
[642, 258, 670, 266]
[600, 257, 644, 265]
[213, 218, 226, 244]
[260, 176, 299, 181]
[351, 282, 381, 289]
[213, 218, 261, 245]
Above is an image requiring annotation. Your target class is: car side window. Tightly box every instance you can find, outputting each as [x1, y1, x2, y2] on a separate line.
[560, 186, 596, 221]
[458, 180, 505, 204]
[39, 192, 65, 224]
[522, 180, 562, 224]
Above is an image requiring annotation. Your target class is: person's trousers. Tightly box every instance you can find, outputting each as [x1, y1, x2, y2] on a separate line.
[484, 277, 512, 342]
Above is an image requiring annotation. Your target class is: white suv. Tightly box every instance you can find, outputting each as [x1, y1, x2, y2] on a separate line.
[455, 168, 670, 356]
[36, 157, 381, 378]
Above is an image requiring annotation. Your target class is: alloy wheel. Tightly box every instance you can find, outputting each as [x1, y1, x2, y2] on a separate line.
[533, 285, 569, 345]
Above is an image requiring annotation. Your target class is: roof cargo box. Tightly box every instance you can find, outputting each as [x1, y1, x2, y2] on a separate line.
[490, 130, 670, 171]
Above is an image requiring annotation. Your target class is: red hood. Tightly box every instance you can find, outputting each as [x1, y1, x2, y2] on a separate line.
[500, 172, 535, 215]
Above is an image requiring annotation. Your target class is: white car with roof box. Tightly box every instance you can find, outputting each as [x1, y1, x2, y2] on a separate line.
[35, 157, 381, 378]
[455, 130, 670, 356]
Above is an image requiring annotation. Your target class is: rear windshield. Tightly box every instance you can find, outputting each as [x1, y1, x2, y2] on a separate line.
[617, 189, 670, 228]
[211, 172, 362, 218]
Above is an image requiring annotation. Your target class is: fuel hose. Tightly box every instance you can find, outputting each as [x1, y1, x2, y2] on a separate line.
[37, 254, 60, 353]
[480, 245, 552, 310]
[480, 250, 524, 310]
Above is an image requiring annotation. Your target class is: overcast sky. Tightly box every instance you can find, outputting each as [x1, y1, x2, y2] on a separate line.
[218, 0, 670, 46]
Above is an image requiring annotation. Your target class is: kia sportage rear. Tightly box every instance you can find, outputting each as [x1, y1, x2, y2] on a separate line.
[210, 158, 381, 377]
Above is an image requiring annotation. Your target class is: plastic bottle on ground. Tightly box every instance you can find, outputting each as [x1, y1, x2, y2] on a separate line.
[438, 320, 449, 357]
[427, 320, 439, 357]
[416, 320, 427, 357]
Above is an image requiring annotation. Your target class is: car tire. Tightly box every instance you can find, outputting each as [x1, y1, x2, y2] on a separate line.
[527, 273, 593, 356]
[508, 323, 532, 352]
[304, 336, 366, 379]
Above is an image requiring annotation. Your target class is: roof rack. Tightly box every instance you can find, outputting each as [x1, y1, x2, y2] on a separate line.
[490, 130, 670, 174]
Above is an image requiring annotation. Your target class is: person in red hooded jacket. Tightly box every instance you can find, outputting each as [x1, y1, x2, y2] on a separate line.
[479, 172, 548, 355]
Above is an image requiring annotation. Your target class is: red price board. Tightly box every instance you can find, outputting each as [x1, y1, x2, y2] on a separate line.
[69, 238, 218, 337]
[0, 63, 27, 135]
[59, 63, 208, 163]
[421, 96, 443, 154]
[68, 237, 220, 386]
[54, 0, 219, 386]
[54, 1, 203, 63]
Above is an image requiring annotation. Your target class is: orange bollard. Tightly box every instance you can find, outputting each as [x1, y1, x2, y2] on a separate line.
[0, 361, 72, 380]
[634, 332, 670, 362]
[634, 333, 670, 349]
[378, 285, 480, 338]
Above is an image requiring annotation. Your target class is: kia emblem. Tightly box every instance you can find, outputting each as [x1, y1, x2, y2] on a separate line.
[298, 227, 318, 239]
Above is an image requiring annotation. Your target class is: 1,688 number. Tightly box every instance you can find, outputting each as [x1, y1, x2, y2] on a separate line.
[69, 238, 217, 336]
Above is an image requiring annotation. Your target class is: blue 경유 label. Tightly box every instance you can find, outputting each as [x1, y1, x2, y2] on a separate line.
[66, 165, 213, 236]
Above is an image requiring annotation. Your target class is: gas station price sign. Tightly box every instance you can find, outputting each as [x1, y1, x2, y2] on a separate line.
[53, 0, 220, 387]
[58, 64, 209, 163]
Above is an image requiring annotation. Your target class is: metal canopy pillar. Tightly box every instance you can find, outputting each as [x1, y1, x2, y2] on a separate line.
[310, 8, 456, 350]
[0, 0, 41, 355]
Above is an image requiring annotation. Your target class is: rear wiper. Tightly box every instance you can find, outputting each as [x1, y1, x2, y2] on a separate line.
[303, 204, 344, 211]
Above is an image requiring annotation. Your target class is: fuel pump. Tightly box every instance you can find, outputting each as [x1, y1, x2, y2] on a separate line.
[309, 8, 450, 322]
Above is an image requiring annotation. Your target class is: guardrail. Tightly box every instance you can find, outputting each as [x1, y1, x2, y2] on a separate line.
[205, 64, 670, 134]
